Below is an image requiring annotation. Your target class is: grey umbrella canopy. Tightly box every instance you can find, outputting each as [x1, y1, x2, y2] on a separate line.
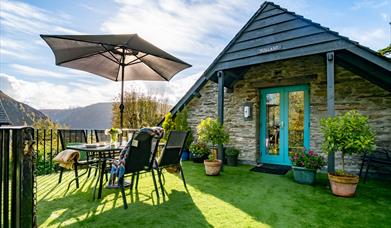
[41, 34, 191, 129]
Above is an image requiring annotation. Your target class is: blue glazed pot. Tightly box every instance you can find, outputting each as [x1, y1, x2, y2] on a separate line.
[292, 166, 317, 185]
[181, 150, 190, 161]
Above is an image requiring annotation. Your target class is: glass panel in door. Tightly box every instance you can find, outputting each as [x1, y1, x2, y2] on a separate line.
[288, 91, 305, 152]
[265, 93, 280, 155]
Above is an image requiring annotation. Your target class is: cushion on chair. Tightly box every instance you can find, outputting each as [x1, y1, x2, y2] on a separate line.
[54, 149, 80, 169]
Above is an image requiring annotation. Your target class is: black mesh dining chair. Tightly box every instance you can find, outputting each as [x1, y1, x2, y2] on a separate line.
[58, 129, 90, 188]
[154, 131, 189, 198]
[118, 130, 161, 209]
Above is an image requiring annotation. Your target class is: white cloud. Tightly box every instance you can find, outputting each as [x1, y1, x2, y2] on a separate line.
[337, 27, 388, 50]
[0, 71, 202, 109]
[351, 0, 390, 10]
[0, 0, 83, 63]
[101, 0, 246, 57]
[0, 0, 80, 35]
[10, 64, 94, 79]
[0, 38, 35, 59]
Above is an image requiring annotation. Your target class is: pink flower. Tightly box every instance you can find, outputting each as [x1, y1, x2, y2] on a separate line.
[309, 150, 314, 156]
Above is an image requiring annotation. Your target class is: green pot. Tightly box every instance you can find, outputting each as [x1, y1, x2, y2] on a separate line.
[226, 155, 238, 166]
[292, 166, 317, 185]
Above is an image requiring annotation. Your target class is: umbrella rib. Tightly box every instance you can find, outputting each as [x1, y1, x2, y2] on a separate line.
[99, 53, 120, 65]
[57, 49, 115, 65]
[101, 45, 121, 63]
[124, 53, 148, 66]
[41, 35, 120, 47]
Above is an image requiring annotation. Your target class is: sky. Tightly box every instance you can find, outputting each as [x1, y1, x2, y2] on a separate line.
[0, 0, 390, 110]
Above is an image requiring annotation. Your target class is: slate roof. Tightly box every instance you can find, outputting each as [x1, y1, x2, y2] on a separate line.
[167, 1, 391, 118]
[0, 99, 11, 126]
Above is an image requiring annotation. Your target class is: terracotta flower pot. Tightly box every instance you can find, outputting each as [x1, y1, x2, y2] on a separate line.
[204, 159, 222, 176]
[328, 173, 359, 197]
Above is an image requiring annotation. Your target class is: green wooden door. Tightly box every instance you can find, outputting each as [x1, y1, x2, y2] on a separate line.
[260, 85, 310, 165]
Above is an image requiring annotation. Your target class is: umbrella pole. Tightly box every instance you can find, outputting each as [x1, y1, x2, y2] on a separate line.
[120, 50, 125, 130]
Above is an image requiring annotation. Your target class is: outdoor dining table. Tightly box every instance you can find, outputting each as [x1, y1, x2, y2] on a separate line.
[66, 143, 124, 199]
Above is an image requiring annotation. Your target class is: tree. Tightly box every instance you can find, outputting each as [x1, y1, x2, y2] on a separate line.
[378, 44, 391, 57]
[162, 112, 175, 141]
[112, 90, 171, 129]
[174, 108, 194, 149]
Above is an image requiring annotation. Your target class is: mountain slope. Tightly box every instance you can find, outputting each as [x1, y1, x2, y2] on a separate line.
[41, 102, 113, 129]
[0, 90, 48, 125]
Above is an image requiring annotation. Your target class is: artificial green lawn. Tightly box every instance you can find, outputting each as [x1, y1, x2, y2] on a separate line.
[37, 162, 391, 227]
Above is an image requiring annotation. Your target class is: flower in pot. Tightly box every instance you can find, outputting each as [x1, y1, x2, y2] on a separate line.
[105, 128, 122, 146]
[320, 110, 375, 197]
[189, 142, 209, 163]
[289, 148, 325, 185]
[225, 147, 240, 166]
[197, 117, 229, 176]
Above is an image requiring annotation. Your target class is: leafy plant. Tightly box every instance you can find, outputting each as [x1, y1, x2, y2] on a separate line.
[162, 112, 175, 141]
[189, 142, 209, 156]
[174, 108, 194, 150]
[197, 117, 229, 161]
[197, 117, 229, 147]
[320, 110, 375, 174]
[289, 148, 325, 170]
[36, 153, 56, 176]
[225, 147, 240, 156]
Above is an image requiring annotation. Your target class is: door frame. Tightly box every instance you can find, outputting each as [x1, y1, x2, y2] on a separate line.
[259, 84, 310, 165]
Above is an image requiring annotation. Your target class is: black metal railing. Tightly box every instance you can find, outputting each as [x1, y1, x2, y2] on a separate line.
[1, 127, 136, 227]
[33, 129, 136, 176]
[1, 126, 36, 228]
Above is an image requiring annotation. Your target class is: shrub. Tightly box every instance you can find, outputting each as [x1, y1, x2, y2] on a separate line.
[189, 142, 209, 156]
[174, 108, 194, 150]
[162, 112, 175, 141]
[225, 147, 240, 156]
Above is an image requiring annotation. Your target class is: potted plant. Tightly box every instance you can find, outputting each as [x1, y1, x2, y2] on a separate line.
[105, 128, 122, 146]
[197, 117, 229, 175]
[225, 147, 240, 166]
[289, 148, 325, 185]
[320, 110, 375, 197]
[189, 142, 209, 163]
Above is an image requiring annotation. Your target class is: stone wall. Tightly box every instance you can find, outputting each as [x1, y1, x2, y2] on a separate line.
[185, 54, 391, 173]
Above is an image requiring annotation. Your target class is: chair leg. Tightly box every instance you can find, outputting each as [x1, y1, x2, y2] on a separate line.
[58, 167, 63, 184]
[130, 173, 136, 191]
[119, 179, 128, 209]
[135, 172, 140, 190]
[87, 167, 92, 178]
[154, 168, 164, 197]
[74, 164, 79, 188]
[94, 167, 98, 176]
[151, 169, 160, 199]
[179, 166, 188, 190]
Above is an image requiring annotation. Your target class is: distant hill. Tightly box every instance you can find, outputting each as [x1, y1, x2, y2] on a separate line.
[41, 102, 113, 129]
[0, 90, 48, 125]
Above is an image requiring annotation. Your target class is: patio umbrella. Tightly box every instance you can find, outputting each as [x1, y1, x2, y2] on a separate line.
[40, 34, 191, 129]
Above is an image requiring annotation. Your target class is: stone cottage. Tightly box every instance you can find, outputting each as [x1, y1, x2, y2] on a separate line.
[170, 2, 391, 172]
